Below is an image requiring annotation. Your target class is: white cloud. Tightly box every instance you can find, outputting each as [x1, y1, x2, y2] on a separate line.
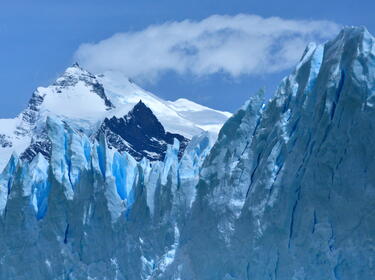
[75, 14, 340, 81]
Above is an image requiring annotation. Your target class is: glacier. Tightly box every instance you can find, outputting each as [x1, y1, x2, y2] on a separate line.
[1, 26, 375, 279]
[166, 26, 375, 280]
[0, 112, 216, 279]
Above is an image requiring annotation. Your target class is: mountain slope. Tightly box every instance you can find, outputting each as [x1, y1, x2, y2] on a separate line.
[0, 65, 231, 171]
[96, 71, 232, 137]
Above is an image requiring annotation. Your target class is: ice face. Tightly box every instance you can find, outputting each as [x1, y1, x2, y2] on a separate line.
[168, 26, 375, 280]
[0, 102, 216, 278]
[0, 153, 18, 214]
[29, 153, 50, 219]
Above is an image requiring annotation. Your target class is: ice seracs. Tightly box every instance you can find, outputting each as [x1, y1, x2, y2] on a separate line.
[168, 26, 375, 280]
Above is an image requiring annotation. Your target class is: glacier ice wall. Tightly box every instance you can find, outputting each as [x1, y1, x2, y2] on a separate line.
[0, 115, 215, 279]
[163, 26, 375, 280]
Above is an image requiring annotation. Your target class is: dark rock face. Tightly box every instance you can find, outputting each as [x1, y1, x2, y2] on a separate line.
[98, 101, 189, 161]
[0, 134, 12, 148]
[15, 91, 45, 136]
[20, 139, 51, 162]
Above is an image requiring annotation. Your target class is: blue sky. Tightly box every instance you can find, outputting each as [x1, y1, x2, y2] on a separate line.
[0, 0, 374, 117]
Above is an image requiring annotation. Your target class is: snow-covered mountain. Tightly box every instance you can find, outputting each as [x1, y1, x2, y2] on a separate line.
[1, 26, 375, 280]
[0, 64, 231, 171]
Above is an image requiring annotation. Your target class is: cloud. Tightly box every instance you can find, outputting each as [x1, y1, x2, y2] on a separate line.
[74, 14, 340, 81]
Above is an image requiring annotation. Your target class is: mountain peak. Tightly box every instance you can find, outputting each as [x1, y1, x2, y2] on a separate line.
[134, 99, 146, 108]
[63, 62, 87, 76]
[49, 64, 115, 111]
[338, 25, 369, 39]
[131, 100, 151, 115]
[325, 26, 374, 61]
[56, 64, 92, 85]
[71, 62, 81, 68]
[100, 102, 189, 161]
